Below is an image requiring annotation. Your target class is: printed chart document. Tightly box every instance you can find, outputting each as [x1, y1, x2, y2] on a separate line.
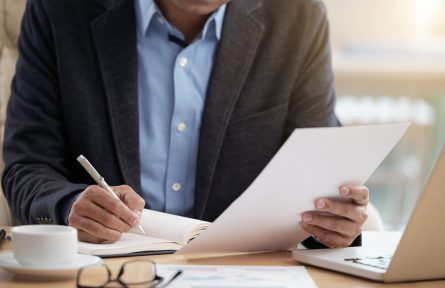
[157, 265, 317, 288]
[78, 209, 209, 256]
[179, 123, 410, 254]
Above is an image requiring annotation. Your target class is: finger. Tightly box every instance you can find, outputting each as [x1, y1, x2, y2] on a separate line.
[301, 212, 360, 238]
[113, 185, 145, 212]
[85, 188, 139, 226]
[314, 198, 367, 223]
[300, 222, 353, 248]
[69, 214, 122, 242]
[77, 229, 107, 244]
[340, 185, 369, 206]
[76, 201, 132, 233]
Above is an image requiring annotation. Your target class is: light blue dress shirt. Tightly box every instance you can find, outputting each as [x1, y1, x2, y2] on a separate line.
[135, 0, 226, 217]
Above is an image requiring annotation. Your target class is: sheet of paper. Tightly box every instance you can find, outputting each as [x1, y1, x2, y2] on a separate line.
[179, 123, 410, 254]
[157, 265, 317, 288]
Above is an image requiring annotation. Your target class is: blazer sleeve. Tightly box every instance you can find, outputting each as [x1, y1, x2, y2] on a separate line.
[284, 0, 340, 136]
[2, 0, 87, 225]
[283, 1, 361, 248]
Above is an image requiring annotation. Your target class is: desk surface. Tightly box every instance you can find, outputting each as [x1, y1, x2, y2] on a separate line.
[1, 227, 444, 288]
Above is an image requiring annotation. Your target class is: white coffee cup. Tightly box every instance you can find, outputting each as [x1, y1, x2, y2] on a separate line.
[12, 225, 78, 268]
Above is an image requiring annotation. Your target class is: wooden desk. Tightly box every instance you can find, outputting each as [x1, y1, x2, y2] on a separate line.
[1, 227, 444, 288]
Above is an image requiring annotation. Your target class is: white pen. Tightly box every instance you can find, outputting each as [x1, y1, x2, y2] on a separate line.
[77, 155, 146, 235]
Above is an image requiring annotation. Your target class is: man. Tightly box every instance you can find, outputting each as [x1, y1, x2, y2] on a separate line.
[3, 0, 368, 248]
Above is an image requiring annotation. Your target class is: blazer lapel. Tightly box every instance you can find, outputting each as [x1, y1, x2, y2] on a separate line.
[90, 0, 141, 193]
[195, 0, 265, 218]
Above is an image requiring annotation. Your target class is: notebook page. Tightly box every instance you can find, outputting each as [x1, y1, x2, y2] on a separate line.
[78, 233, 181, 255]
[140, 209, 210, 245]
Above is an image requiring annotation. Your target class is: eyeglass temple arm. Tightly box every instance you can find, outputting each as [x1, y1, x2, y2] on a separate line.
[157, 270, 183, 288]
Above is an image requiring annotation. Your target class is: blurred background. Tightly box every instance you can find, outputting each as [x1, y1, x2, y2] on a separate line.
[323, 0, 445, 230]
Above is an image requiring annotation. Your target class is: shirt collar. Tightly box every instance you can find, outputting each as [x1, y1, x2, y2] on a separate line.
[135, 0, 157, 35]
[135, 0, 227, 41]
[202, 4, 226, 40]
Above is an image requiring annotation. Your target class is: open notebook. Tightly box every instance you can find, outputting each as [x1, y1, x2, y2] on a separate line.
[78, 209, 209, 257]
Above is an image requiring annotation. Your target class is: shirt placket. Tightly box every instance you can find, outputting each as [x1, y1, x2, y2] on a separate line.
[164, 47, 195, 214]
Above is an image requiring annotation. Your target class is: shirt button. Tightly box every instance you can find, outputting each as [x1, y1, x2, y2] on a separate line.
[177, 122, 187, 132]
[179, 57, 188, 67]
[172, 183, 182, 192]
[157, 16, 164, 25]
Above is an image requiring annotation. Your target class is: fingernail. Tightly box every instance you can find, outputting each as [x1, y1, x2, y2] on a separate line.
[303, 214, 313, 222]
[340, 187, 350, 196]
[136, 210, 142, 217]
[316, 199, 326, 209]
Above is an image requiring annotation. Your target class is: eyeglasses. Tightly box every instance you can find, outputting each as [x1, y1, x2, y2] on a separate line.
[76, 259, 182, 288]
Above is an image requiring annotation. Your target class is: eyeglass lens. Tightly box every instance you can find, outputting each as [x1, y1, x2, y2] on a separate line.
[78, 265, 111, 288]
[119, 261, 157, 285]
[78, 260, 158, 288]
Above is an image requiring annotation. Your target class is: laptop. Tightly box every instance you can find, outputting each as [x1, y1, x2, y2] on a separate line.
[292, 144, 445, 283]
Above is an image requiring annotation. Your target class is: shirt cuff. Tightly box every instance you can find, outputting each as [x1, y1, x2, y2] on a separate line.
[301, 234, 362, 249]
[59, 193, 81, 225]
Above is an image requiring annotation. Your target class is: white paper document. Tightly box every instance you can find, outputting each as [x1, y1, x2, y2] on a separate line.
[179, 123, 410, 254]
[157, 265, 317, 288]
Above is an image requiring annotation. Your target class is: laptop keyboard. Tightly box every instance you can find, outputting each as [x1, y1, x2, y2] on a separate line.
[344, 256, 392, 270]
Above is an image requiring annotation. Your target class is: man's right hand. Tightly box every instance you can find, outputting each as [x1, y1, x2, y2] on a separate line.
[68, 185, 145, 243]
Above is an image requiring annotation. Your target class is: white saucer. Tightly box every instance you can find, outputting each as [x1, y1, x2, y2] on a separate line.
[0, 252, 102, 280]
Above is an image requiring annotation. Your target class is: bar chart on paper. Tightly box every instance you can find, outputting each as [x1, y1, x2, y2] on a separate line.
[156, 265, 318, 288]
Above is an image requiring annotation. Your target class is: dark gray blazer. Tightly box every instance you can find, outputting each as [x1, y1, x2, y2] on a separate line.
[3, 0, 339, 226]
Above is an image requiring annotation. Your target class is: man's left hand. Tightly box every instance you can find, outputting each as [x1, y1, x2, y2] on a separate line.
[300, 185, 369, 248]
